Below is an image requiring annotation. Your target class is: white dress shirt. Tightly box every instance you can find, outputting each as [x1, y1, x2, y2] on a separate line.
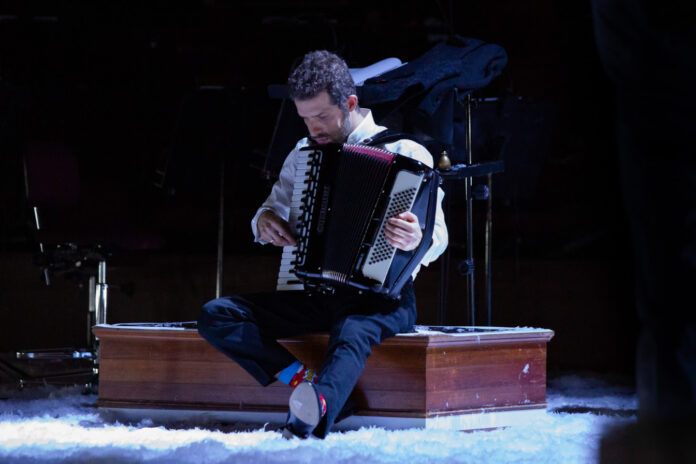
[251, 109, 448, 279]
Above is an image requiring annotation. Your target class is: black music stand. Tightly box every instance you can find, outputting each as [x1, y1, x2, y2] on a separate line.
[433, 91, 506, 327]
[398, 88, 506, 327]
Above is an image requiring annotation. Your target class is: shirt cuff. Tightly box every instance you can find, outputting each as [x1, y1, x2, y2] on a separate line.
[251, 207, 274, 244]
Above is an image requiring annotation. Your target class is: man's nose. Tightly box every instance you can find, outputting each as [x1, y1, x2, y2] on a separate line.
[307, 121, 322, 136]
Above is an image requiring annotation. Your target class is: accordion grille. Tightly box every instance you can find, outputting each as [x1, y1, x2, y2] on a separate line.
[368, 186, 417, 265]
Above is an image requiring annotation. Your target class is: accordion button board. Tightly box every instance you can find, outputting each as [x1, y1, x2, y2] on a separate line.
[361, 170, 424, 283]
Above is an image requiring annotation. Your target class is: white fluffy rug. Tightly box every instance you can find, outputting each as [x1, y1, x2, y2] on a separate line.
[0, 374, 636, 463]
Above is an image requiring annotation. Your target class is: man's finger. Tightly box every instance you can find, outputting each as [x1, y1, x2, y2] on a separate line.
[278, 235, 297, 246]
[260, 223, 290, 246]
[385, 234, 405, 248]
[267, 220, 296, 245]
[384, 224, 410, 240]
[274, 223, 295, 240]
[387, 218, 418, 233]
[268, 221, 287, 236]
[398, 211, 418, 222]
[269, 231, 296, 247]
[386, 235, 412, 251]
[385, 220, 421, 251]
[384, 228, 411, 245]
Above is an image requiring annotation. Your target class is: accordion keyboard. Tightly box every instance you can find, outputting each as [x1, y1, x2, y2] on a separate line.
[276, 149, 313, 291]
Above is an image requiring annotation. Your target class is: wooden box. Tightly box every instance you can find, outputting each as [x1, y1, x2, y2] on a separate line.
[93, 323, 553, 430]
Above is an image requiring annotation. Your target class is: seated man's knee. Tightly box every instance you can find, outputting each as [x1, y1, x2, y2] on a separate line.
[199, 296, 252, 328]
[197, 301, 216, 336]
[198, 298, 232, 335]
[332, 317, 382, 353]
[201, 298, 224, 316]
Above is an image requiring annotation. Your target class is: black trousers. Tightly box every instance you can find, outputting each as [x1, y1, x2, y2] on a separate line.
[592, 0, 696, 418]
[197, 280, 417, 437]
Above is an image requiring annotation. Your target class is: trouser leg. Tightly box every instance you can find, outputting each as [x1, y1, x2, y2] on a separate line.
[592, 0, 696, 420]
[618, 112, 696, 417]
[313, 281, 417, 437]
[197, 291, 324, 386]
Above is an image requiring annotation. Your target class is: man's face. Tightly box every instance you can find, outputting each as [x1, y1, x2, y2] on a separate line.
[294, 91, 351, 144]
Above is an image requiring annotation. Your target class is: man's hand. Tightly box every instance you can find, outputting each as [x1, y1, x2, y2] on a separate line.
[257, 210, 297, 247]
[384, 211, 422, 251]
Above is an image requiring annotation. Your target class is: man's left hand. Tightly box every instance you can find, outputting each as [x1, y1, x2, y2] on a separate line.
[384, 211, 422, 251]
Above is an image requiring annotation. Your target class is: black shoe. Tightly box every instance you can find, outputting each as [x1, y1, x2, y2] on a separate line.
[334, 396, 356, 424]
[282, 381, 325, 439]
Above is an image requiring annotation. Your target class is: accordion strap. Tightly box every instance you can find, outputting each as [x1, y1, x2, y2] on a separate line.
[361, 129, 440, 299]
[360, 129, 423, 147]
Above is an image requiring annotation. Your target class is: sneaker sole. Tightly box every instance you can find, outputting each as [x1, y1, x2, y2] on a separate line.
[289, 382, 321, 427]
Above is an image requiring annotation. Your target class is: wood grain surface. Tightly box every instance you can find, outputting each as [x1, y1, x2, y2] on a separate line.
[94, 325, 554, 417]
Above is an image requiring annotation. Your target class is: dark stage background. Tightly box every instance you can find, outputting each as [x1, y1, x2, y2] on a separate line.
[0, 1, 635, 378]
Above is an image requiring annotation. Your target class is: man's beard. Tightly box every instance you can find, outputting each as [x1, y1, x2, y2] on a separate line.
[337, 110, 352, 142]
[309, 111, 352, 145]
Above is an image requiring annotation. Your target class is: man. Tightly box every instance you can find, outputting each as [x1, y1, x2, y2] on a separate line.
[198, 50, 448, 439]
[592, 1, 696, 460]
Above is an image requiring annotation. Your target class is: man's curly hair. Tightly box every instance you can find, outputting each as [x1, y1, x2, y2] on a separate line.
[287, 50, 356, 111]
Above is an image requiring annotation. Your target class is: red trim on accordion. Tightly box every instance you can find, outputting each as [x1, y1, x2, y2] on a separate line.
[344, 144, 395, 163]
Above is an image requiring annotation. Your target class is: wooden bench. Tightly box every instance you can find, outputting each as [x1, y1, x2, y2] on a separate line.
[93, 323, 554, 431]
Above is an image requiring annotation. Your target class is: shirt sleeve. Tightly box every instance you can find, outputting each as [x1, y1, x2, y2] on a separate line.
[250, 140, 307, 244]
[384, 139, 449, 267]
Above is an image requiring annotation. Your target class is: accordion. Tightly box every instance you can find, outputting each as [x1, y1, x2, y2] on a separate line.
[276, 142, 440, 299]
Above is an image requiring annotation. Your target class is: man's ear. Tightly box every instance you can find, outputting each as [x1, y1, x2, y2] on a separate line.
[346, 95, 358, 112]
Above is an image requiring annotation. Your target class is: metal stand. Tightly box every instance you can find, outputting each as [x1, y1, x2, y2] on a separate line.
[1, 207, 103, 390]
[8, 254, 104, 389]
[464, 95, 475, 325]
[90, 261, 109, 325]
[215, 156, 225, 298]
[1, 349, 96, 390]
[437, 95, 504, 326]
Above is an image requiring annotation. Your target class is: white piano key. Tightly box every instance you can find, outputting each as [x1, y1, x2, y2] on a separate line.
[276, 283, 305, 291]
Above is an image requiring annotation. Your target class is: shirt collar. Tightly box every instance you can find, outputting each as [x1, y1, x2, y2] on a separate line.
[346, 109, 386, 145]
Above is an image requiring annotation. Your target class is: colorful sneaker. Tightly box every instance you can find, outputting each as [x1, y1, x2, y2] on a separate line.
[282, 381, 327, 439]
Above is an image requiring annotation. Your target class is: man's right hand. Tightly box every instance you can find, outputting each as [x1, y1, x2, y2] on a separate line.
[257, 210, 297, 247]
